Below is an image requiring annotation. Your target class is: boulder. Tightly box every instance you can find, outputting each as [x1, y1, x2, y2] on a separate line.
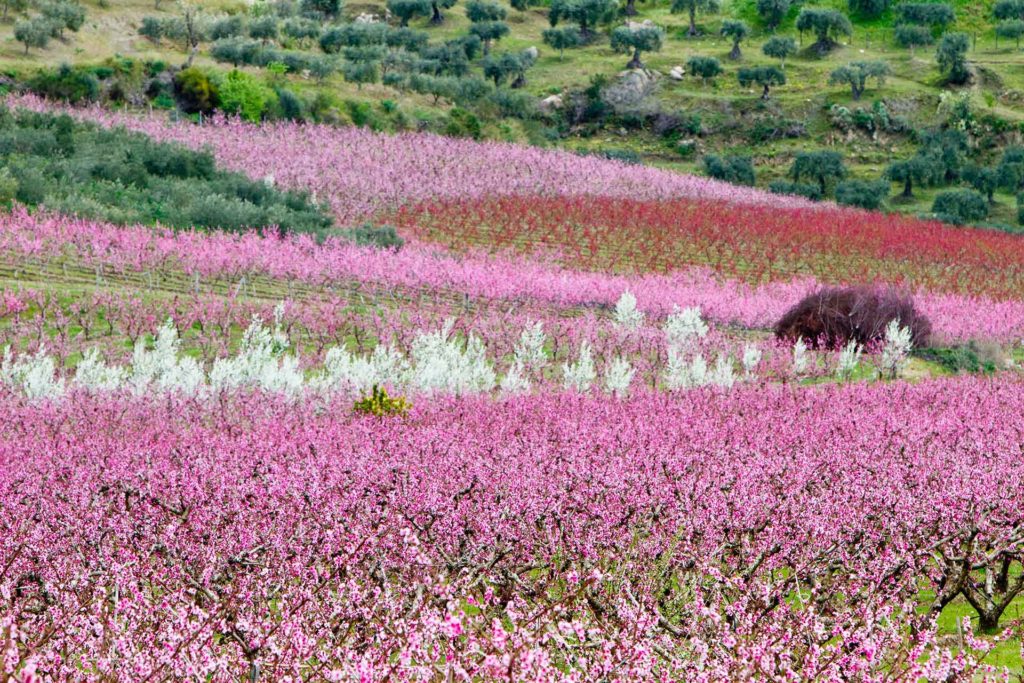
[668, 66, 685, 81]
[539, 94, 564, 114]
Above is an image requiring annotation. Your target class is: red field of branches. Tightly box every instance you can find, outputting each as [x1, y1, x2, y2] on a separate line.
[394, 195, 1024, 298]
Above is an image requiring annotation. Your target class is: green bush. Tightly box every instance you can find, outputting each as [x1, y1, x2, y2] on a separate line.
[174, 68, 219, 114]
[835, 179, 889, 210]
[703, 154, 755, 186]
[768, 180, 823, 201]
[445, 107, 482, 139]
[0, 105, 333, 236]
[932, 189, 988, 225]
[341, 222, 406, 250]
[27, 64, 101, 104]
[217, 70, 275, 122]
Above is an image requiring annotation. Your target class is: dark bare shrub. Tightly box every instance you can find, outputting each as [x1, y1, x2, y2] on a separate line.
[775, 286, 932, 349]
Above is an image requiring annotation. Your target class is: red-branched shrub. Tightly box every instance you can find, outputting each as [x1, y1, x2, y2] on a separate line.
[774, 286, 932, 349]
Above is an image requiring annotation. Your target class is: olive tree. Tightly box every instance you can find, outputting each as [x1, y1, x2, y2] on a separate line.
[762, 35, 796, 67]
[936, 32, 970, 84]
[720, 19, 749, 59]
[791, 150, 847, 196]
[542, 26, 582, 58]
[997, 19, 1024, 49]
[884, 157, 928, 198]
[737, 65, 785, 98]
[894, 25, 933, 55]
[610, 24, 664, 69]
[687, 55, 722, 85]
[669, 0, 720, 37]
[932, 189, 988, 225]
[703, 154, 755, 185]
[756, 0, 790, 31]
[549, 0, 617, 40]
[828, 60, 890, 100]
[14, 18, 51, 54]
[387, 0, 432, 26]
[795, 8, 852, 55]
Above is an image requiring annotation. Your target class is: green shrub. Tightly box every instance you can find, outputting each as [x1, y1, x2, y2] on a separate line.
[703, 154, 755, 186]
[932, 189, 988, 225]
[353, 384, 411, 417]
[445, 107, 482, 139]
[341, 222, 405, 250]
[835, 179, 889, 210]
[0, 105, 333, 236]
[217, 69, 275, 122]
[174, 68, 219, 114]
[914, 343, 996, 374]
[27, 64, 101, 104]
[768, 180, 823, 201]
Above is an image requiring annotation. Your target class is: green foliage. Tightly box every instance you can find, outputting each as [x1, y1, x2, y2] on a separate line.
[248, 16, 279, 43]
[353, 385, 411, 417]
[610, 25, 664, 69]
[210, 15, 244, 40]
[932, 189, 989, 224]
[703, 154, 755, 185]
[669, 0, 720, 36]
[848, 0, 888, 19]
[937, 32, 970, 84]
[0, 106, 333, 236]
[756, 0, 791, 30]
[914, 344, 996, 374]
[301, 0, 343, 18]
[40, 1, 85, 39]
[466, 0, 506, 22]
[548, 0, 617, 37]
[720, 19, 749, 59]
[895, 2, 954, 28]
[997, 147, 1024, 191]
[139, 16, 164, 43]
[27, 64, 100, 104]
[542, 26, 583, 57]
[686, 55, 722, 84]
[341, 222, 406, 249]
[790, 150, 847, 195]
[14, 18, 53, 54]
[885, 156, 928, 197]
[962, 165, 1000, 202]
[737, 65, 785, 98]
[217, 70, 274, 122]
[768, 180, 823, 200]
[320, 23, 389, 53]
[795, 8, 851, 54]
[342, 60, 380, 88]
[282, 17, 320, 42]
[762, 35, 796, 66]
[0, 167, 19, 208]
[445, 107, 483, 139]
[996, 19, 1024, 48]
[174, 67, 219, 114]
[835, 179, 889, 209]
[828, 60, 891, 100]
[894, 24, 933, 50]
[469, 21, 511, 52]
[482, 49, 536, 87]
[994, 0, 1024, 21]
[387, 0, 432, 25]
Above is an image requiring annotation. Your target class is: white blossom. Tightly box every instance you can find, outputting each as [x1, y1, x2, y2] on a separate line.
[562, 341, 596, 392]
[1, 345, 63, 399]
[792, 337, 810, 376]
[407, 320, 495, 395]
[604, 356, 634, 397]
[741, 343, 762, 377]
[499, 360, 531, 394]
[880, 319, 913, 379]
[130, 320, 204, 394]
[74, 348, 128, 391]
[663, 306, 708, 349]
[613, 291, 645, 330]
[836, 340, 862, 381]
[513, 321, 548, 373]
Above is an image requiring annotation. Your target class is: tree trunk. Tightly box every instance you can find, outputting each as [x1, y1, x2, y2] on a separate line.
[761, 83, 770, 99]
[729, 42, 741, 60]
[688, 6, 697, 36]
[626, 48, 643, 69]
[902, 178, 913, 198]
[431, 2, 443, 24]
[624, 0, 637, 16]
[511, 73, 526, 88]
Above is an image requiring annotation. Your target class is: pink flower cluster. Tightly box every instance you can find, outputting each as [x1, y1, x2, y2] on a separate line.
[1, 380, 1021, 680]
[6, 95, 816, 224]
[3, 207, 1022, 342]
